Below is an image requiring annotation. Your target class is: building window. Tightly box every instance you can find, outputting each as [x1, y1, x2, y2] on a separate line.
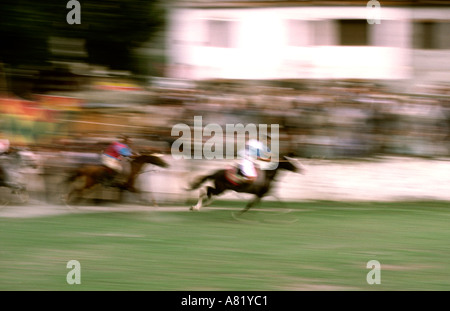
[338, 19, 368, 46]
[287, 19, 306, 46]
[287, 19, 335, 47]
[206, 20, 234, 48]
[310, 20, 335, 46]
[413, 21, 450, 49]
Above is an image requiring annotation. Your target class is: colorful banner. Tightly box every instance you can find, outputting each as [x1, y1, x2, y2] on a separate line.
[0, 95, 81, 145]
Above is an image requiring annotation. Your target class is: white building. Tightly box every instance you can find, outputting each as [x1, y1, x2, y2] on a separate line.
[166, 1, 450, 86]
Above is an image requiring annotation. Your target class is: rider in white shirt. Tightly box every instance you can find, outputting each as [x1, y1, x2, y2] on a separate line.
[237, 136, 272, 180]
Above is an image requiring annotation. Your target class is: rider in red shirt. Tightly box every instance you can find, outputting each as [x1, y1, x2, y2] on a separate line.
[101, 135, 134, 180]
[104, 140, 133, 159]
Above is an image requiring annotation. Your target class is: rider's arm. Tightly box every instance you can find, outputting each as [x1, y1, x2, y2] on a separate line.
[257, 147, 272, 162]
[118, 146, 132, 157]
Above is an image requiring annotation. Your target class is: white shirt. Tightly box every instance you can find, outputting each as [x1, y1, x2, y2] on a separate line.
[239, 139, 271, 162]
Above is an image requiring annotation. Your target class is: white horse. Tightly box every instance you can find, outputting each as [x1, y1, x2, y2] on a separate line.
[0, 148, 39, 205]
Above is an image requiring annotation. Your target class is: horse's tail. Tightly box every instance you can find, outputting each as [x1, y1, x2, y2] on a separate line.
[188, 172, 216, 190]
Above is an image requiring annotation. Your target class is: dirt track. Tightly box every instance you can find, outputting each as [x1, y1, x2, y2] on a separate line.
[0, 202, 191, 218]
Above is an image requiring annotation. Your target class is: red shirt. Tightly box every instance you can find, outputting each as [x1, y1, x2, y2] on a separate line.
[104, 142, 132, 159]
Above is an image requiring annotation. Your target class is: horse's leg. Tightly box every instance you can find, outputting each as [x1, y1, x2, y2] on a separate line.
[66, 176, 97, 205]
[1, 181, 28, 205]
[204, 184, 226, 207]
[66, 186, 88, 205]
[116, 187, 124, 203]
[124, 186, 157, 207]
[66, 182, 83, 205]
[129, 184, 158, 207]
[239, 195, 262, 215]
[147, 190, 158, 207]
[135, 189, 158, 207]
[191, 183, 226, 211]
[203, 186, 215, 207]
[191, 187, 207, 211]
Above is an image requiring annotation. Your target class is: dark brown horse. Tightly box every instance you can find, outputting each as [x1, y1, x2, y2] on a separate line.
[64, 154, 169, 206]
[188, 155, 303, 214]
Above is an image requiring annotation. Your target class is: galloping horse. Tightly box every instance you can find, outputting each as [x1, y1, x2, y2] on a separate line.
[188, 155, 303, 214]
[64, 154, 169, 206]
[0, 148, 39, 204]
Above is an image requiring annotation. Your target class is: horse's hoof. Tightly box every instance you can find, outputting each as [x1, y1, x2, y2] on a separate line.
[190, 205, 199, 211]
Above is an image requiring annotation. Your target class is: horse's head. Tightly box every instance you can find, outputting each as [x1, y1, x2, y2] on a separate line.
[278, 155, 305, 174]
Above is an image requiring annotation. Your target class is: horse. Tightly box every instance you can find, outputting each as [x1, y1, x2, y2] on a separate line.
[188, 155, 303, 214]
[64, 154, 169, 206]
[0, 148, 39, 204]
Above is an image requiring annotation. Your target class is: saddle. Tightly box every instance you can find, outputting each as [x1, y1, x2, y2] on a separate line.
[225, 166, 256, 186]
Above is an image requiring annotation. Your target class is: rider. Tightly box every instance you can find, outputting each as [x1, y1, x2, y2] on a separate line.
[0, 138, 10, 155]
[0, 137, 16, 189]
[0, 137, 9, 182]
[237, 134, 272, 182]
[101, 135, 134, 181]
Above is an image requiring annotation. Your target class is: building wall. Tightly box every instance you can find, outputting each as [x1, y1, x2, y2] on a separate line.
[411, 8, 450, 84]
[167, 6, 450, 83]
[167, 6, 414, 80]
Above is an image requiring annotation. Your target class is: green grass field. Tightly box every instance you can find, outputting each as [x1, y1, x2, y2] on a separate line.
[1, 200, 450, 291]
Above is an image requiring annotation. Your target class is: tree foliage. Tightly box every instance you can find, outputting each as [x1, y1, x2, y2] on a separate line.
[0, 0, 166, 71]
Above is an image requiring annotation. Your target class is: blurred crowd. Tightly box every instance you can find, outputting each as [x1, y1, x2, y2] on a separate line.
[2, 77, 450, 160]
[149, 79, 450, 159]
